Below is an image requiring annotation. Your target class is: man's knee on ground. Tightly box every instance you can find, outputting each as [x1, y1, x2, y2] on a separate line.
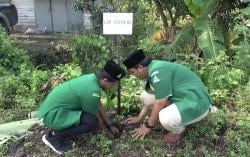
[87, 115, 98, 131]
[81, 114, 98, 131]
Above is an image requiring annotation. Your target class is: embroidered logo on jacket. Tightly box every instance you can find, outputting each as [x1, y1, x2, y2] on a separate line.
[92, 93, 100, 98]
[151, 71, 159, 77]
[116, 74, 122, 79]
[152, 75, 160, 83]
[151, 71, 160, 83]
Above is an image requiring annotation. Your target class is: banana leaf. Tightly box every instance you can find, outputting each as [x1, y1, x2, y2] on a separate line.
[241, 7, 250, 16]
[0, 118, 42, 145]
[194, 18, 225, 59]
[184, 0, 218, 18]
[168, 25, 195, 53]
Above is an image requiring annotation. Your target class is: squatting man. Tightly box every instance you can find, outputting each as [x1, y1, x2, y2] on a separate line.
[123, 49, 212, 144]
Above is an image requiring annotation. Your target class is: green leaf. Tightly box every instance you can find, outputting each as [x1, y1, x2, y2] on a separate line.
[184, 0, 202, 17]
[240, 7, 250, 16]
[184, 0, 218, 18]
[168, 25, 195, 53]
[241, 0, 250, 2]
[194, 18, 225, 59]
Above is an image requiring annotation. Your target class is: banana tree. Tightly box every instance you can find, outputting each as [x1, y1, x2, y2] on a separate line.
[168, 0, 226, 59]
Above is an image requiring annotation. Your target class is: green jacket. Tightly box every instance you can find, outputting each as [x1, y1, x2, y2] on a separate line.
[38, 73, 101, 130]
[146, 60, 212, 124]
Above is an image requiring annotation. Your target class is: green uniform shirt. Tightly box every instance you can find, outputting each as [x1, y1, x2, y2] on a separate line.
[147, 60, 212, 124]
[38, 73, 101, 130]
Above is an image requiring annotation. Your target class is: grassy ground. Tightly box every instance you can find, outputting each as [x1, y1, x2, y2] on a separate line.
[3, 110, 248, 157]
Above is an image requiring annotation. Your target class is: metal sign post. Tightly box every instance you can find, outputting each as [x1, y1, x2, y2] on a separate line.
[103, 13, 133, 114]
[115, 35, 121, 114]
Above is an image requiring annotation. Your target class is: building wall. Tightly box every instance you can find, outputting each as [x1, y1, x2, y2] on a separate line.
[34, 0, 53, 32]
[12, 0, 36, 32]
[66, 0, 86, 32]
[35, 0, 84, 32]
[12, 0, 91, 32]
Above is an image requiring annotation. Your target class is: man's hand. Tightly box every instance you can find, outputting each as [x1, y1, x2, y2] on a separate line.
[124, 116, 140, 125]
[132, 126, 151, 139]
[109, 125, 120, 138]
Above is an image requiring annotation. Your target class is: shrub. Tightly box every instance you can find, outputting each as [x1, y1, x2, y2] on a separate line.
[234, 80, 250, 113]
[224, 111, 250, 156]
[120, 76, 144, 115]
[232, 6, 250, 75]
[138, 39, 174, 60]
[52, 63, 82, 81]
[0, 64, 51, 122]
[70, 34, 113, 73]
[41, 63, 82, 95]
[0, 28, 32, 73]
[198, 52, 246, 106]
[187, 111, 228, 139]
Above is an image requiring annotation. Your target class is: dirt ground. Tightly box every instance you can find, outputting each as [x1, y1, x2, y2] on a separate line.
[4, 120, 227, 157]
[6, 124, 52, 157]
[5, 123, 152, 157]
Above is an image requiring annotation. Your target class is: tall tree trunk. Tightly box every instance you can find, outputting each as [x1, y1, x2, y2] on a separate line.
[153, 0, 169, 28]
[159, 0, 175, 26]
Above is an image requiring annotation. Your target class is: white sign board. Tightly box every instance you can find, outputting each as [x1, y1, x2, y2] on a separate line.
[103, 13, 133, 35]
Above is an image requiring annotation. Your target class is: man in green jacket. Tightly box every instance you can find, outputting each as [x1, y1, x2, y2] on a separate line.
[123, 49, 211, 144]
[38, 60, 125, 154]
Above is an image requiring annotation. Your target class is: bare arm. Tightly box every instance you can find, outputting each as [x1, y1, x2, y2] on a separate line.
[124, 106, 150, 124]
[98, 103, 112, 126]
[97, 113, 116, 139]
[131, 99, 169, 139]
[137, 106, 151, 122]
[147, 98, 170, 126]
[98, 103, 120, 138]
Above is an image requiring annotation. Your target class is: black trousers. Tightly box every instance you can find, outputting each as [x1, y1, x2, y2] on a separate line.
[54, 112, 98, 138]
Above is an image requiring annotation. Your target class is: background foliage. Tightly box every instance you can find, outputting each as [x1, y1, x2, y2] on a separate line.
[0, 0, 249, 156]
